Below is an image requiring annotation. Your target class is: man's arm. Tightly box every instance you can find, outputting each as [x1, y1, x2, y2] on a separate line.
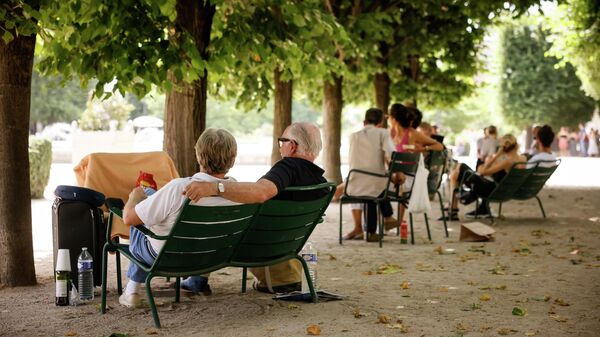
[184, 179, 278, 203]
[123, 187, 146, 226]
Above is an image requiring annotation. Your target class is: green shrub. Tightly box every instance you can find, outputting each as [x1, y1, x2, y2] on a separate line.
[29, 136, 52, 199]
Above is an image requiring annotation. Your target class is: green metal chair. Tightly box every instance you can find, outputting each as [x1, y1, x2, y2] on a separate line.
[232, 183, 336, 303]
[460, 159, 559, 220]
[502, 159, 561, 218]
[338, 152, 421, 247]
[100, 202, 261, 328]
[424, 149, 449, 237]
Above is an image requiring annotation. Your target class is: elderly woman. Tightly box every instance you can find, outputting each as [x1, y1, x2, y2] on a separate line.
[119, 128, 239, 308]
[448, 134, 527, 219]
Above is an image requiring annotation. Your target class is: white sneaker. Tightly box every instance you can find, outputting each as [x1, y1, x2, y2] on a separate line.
[119, 293, 141, 308]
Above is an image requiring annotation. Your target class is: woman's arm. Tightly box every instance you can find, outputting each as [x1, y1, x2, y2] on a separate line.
[413, 131, 444, 152]
[477, 150, 510, 176]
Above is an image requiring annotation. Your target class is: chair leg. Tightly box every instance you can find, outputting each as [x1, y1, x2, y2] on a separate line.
[498, 202, 503, 218]
[424, 213, 431, 241]
[242, 267, 247, 293]
[101, 243, 109, 314]
[145, 275, 161, 328]
[296, 256, 318, 303]
[175, 277, 180, 303]
[536, 196, 547, 218]
[339, 202, 343, 245]
[409, 213, 415, 245]
[377, 203, 383, 248]
[437, 191, 448, 237]
[115, 237, 122, 295]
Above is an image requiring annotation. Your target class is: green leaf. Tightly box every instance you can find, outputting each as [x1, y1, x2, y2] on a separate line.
[2, 30, 14, 44]
[512, 306, 527, 316]
[292, 14, 306, 27]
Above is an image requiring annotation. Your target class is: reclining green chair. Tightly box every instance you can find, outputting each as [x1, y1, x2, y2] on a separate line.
[231, 183, 336, 302]
[100, 202, 261, 328]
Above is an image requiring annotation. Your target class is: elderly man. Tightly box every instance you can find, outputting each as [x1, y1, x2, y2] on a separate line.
[119, 128, 239, 308]
[184, 121, 327, 293]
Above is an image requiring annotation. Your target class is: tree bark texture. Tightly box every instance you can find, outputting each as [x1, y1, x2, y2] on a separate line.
[164, 0, 215, 177]
[374, 72, 390, 114]
[322, 74, 343, 184]
[0, 31, 37, 286]
[271, 68, 293, 165]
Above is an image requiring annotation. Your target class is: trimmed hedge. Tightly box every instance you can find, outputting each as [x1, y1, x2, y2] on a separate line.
[29, 136, 52, 199]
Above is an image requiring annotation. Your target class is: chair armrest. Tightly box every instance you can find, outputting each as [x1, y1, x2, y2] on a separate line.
[343, 169, 388, 197]
[133, 225, 169, 240]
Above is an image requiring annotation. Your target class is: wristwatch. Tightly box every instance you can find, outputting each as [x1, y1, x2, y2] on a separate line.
[216, 182, 225, 195]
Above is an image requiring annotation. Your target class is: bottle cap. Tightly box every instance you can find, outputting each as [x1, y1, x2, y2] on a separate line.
[56, 249, 71, 271]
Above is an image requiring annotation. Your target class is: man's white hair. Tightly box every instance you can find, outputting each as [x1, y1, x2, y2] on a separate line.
[288, 122, 322, 158]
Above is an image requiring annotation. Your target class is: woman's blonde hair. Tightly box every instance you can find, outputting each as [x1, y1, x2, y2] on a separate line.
[500, 134, 518, 153]
[195, 128, 237, 174]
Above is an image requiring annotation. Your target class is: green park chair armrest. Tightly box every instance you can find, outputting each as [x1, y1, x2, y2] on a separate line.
[133, 225, 168, 240]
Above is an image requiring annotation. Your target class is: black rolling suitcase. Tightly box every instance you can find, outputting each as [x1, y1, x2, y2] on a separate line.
[52, 185, 106, 288]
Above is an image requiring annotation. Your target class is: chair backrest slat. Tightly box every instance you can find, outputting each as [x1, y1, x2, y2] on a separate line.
[487, 163, 533, 202]
[513, 159, 560, 200]
[151, 202, 260, 275]
[231, 183, 335, 265]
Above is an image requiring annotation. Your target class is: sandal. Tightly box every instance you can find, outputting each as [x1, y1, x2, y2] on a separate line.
[342, 232, 364, 240]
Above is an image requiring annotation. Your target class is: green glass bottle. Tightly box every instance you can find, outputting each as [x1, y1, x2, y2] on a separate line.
[55, 270, 70, 306]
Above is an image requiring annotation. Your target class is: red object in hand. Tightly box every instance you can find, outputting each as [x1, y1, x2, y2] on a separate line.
[136, 171, 157, 190]
[400, 221, 408, 244]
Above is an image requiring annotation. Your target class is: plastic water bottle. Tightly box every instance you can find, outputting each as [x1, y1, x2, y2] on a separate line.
[77, 247, 94, 301]
[300, 241, 318, 293]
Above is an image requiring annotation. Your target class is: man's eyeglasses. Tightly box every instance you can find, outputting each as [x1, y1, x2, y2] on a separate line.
[277, 137, 296, 147]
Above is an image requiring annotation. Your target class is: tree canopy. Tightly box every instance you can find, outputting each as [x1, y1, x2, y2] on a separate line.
[498, 22, 595, 128]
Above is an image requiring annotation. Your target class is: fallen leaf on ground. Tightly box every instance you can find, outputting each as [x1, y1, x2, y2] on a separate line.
[386, 323, 408, 332]
[145, 328, 158, 335]
[64, 332, 77, 336]
[461, 303, 482, 311]
[512, 307, 527, 316]
[490, 264, 507, 275]
[352, 307, 365, 318]
[528, 295, 550, 302]
[287, 304, 300, 309]
[570, 249, 579, 255]
[400, 281, 410, 289]
[439, 287, 449, 292]
[378, 314, 391, 323]
[377, 264, 402, 274]
[479, 294, 491, 301]
[549, 314, 568, 322]
[554, 298, 570, 306]
[328, 254, 337, 260]
[306, 325, 321, 335]
[455, 322, 470, 332]
[498, 328, 518, 335]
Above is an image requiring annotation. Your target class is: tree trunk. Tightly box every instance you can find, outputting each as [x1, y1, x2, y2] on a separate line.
[374, 72, 390, 113]
[322, 74, 343, 184]
[164, 0, 215, 177]
[0, 29, 37, 286]
[407, 54, 419, 107]
[271, 68, 293, 165]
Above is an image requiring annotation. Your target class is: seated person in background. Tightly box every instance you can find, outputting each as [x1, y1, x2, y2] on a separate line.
[526, 125, 541, 158]
[386, 104, 443, 229]
[477, 125, 498, 170]
[527, 125, 557, 167]
[448, 134, 526, 219]
[334, 108, 396, 241]
[184, 122, 328, 294]
[119, 128, 239, 307]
